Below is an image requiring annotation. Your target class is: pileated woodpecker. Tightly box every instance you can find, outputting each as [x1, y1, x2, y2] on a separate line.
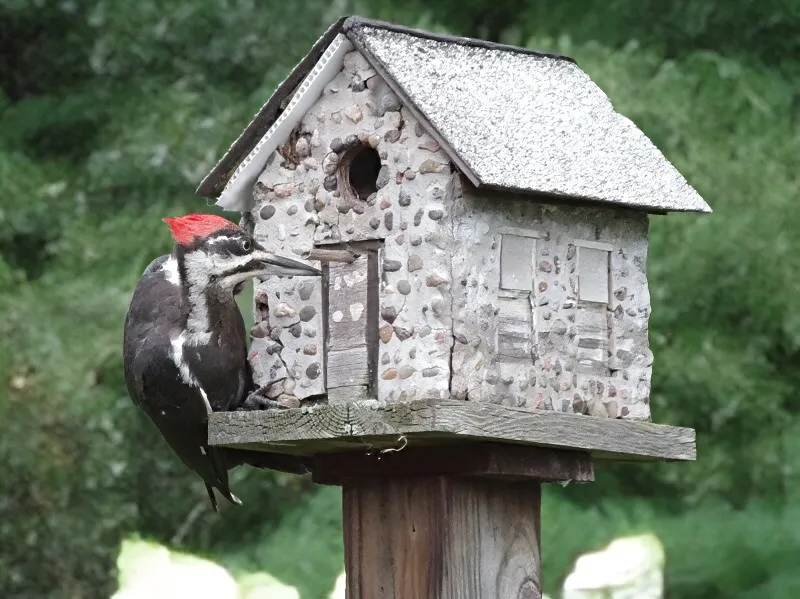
[122, 213, 319, 511]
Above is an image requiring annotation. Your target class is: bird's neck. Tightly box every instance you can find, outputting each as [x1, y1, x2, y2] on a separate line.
[175, 252, 237, 340]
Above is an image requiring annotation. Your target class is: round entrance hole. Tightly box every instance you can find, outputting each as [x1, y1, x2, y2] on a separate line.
[342, 145, 381, 201]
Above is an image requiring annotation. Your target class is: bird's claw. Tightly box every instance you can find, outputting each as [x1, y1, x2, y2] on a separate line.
[238, 391, 290, 411]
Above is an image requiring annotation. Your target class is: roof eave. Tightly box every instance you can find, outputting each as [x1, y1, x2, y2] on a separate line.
[195, 16, 348, 199]
[476, 180, 712, 215]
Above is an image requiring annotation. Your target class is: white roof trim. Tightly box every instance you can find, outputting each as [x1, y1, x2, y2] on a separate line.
[216, 34, 354, 211]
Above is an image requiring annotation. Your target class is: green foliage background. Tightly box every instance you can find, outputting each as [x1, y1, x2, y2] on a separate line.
[0, 1, 798, 597]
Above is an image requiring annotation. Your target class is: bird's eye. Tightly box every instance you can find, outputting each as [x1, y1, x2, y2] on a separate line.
[241, 240, 251, 252]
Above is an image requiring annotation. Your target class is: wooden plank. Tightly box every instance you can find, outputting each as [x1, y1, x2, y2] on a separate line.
[496, 295, 533, 360]
[302, 248, 356, 263]
[208, 398, 696, 461]
[312, 443, 594, 485]
[343, 476, 542, 599]
[327, 256, 370, 350]
[327, 347, 370, 388]
[576, 302, 610, 376]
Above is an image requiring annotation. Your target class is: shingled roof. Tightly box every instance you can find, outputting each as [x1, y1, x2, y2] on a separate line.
[197, 16, 711, 214]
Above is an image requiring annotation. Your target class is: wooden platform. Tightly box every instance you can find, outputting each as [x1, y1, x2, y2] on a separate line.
[208, 398, 695, 462]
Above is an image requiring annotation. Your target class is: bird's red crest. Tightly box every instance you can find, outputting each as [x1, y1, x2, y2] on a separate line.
[163, 214, 240, 246]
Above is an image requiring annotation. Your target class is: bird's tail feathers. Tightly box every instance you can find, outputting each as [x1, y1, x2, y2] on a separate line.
[205, 483, 219, 512]
[205, 445, 243, 508]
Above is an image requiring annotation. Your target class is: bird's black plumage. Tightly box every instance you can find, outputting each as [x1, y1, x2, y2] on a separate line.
[123, 254, 248, 510]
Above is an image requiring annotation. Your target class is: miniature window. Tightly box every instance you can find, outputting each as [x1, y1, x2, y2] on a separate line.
[499, 234, 534, 291]
[344, 145, 381, 202]
[578, 246, 610, 304]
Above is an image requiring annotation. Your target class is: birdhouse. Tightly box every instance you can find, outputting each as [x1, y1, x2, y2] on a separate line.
[198, 16, 709, 423]
[200, 17, 707, 598]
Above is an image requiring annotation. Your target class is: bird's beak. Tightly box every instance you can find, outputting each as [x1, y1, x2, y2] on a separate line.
[252, 243, 321, 277]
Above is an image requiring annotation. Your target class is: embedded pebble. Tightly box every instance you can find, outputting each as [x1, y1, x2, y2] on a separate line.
[394, 326, 413, 341]
[322, 152, 340, 174]
[381, 306, 397, 324]
[397, 280, 412, 295]
[295, 137, 310, 157]
[260, 205, 276, 220]
[274, 184, 293, 198]
[306, 363, 321, 380]
[407, 254, 423, 272]
[376, 166, 390, 189]
[274, 303, 296, 318]
[419, 159, 446, 174]
[298, 281, 314, 301]
[398, 365, 415, 379]
[344, 105, 362, 123]
[381, 93, 402, 114]
[425, 273, 448, 287]
[383, 259, 402, 272]
[299, 306, 316, 322]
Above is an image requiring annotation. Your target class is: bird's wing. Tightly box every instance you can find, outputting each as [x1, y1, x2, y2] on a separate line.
[134, 344, 235, 501]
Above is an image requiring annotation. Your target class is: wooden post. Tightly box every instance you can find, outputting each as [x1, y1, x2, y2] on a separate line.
[343, 476, 542, 599]
[312, 443, 593, 599]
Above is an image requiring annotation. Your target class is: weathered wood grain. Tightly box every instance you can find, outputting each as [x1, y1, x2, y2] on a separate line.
[343, 476, 542, 599]
[312, 443, 594, 485]
[327, 256, 370, 351]
[327, 347, 370, 388]
[302, 248, 356, 263]
[496, 295, 534, 360]
[209, 399, 696, 461]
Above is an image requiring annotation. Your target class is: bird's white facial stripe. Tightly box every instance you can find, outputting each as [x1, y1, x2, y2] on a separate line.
[161, 256, 180, 286]
[182, 252, 213, 334]
[206, 235, 236, 247]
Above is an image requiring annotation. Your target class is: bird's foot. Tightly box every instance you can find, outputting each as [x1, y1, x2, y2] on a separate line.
[238, 391, 290, 411]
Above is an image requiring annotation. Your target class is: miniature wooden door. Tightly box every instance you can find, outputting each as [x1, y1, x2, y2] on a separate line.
[320, 243, 380, 401]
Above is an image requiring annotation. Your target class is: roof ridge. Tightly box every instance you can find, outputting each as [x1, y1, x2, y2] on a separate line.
[342, 15, 577, 65]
